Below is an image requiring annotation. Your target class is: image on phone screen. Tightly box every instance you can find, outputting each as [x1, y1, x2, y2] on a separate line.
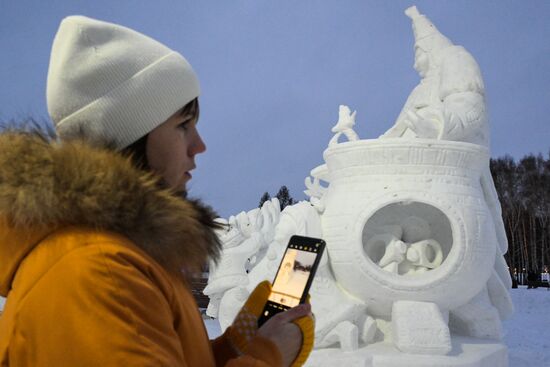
[268, 246, 319, 307]
[258, 235, 325, 327]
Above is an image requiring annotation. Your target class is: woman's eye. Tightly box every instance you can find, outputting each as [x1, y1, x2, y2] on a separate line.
[178, 120, 191, 131]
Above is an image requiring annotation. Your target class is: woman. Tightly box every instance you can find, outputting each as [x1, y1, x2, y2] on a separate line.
[0, 16, 313, 366]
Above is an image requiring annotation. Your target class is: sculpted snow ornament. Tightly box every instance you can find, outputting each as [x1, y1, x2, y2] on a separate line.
[329, 105, 359, 146]
[207, 6, 513, 367]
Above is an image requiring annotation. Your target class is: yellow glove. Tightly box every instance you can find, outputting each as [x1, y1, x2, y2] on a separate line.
[227, 280, 272, 353]
[227, 280, 315, 367]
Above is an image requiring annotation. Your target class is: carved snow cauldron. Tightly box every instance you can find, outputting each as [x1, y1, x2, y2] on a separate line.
[320, 138, 497, 316]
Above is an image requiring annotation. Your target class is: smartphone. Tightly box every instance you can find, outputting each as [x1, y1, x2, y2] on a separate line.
[257, 235, 326, 327]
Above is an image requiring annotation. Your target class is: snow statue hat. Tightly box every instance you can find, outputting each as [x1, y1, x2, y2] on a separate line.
[47, 15, 200, 150]
[405, 6, 452, 55]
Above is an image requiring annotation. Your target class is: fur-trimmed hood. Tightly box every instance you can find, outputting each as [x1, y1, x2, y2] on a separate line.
[0, 132, 221, 294]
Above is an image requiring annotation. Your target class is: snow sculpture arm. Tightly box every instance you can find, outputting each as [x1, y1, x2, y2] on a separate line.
[437, 46, 488, 146]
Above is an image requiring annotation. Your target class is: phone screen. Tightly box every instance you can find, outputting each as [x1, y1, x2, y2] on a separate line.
[268, 245, 320, 307]
[258, 235, 325, 327]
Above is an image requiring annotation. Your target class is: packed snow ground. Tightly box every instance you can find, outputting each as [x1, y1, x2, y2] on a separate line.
[502, 286, 550, 366]
[204, 286, 550, 366]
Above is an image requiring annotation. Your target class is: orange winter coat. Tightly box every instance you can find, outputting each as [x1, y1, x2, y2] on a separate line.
[0, 133, 282, 367]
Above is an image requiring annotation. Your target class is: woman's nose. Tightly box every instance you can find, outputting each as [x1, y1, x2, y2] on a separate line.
[190, 131, 206, 156]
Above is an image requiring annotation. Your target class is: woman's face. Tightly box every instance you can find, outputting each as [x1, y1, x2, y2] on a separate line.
[146, 106, 206, 192]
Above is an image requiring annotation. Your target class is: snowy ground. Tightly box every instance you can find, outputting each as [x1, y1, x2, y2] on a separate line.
[502, 286, 550, 366]
[204, 286, 550, 366]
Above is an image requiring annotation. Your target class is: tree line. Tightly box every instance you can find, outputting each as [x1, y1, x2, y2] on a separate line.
[259, 185, 295, 210]
[491, 153, 550, 274]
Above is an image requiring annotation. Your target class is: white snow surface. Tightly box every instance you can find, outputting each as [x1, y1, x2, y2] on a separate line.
[2, 287, 548, 365]
[204, 286, 550, 367]
[502, 287, 550, 366]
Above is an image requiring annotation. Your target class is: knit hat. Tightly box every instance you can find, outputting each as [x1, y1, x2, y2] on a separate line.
[47, 15, 200, 150]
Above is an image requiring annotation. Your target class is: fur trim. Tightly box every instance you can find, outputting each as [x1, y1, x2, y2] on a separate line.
[0, 131, 221, 276]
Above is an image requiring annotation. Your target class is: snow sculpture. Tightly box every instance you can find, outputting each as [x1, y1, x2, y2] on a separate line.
[207, 5, 512, 367]
[381, 6, 488, 146]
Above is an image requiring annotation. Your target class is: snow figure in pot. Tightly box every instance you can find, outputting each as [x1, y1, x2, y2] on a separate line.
[206, 6, 513, 367]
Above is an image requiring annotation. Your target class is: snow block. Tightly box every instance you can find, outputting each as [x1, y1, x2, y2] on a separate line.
[391, 300, 451, 355]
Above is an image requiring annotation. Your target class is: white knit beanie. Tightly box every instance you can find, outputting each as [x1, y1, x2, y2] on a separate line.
[47, 15, 200, 150]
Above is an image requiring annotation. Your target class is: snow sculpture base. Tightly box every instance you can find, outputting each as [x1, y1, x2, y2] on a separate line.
[306, 338, 508, 367]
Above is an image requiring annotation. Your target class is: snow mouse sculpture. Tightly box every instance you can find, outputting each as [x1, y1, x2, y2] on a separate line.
[207, 6, 513, 367]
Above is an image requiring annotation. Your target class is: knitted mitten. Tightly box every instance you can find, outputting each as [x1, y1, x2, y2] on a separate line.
[226, 280, 315, 367]
[227, 280, 272, 353]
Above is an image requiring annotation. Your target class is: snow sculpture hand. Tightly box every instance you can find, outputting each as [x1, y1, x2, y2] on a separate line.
[304, 177, 326, 198]
[403, 108, 445, 139]
[304, 176, 327, 211]
[215, 218, 245, 249]
[305, 164, 330, 212]
[235, 211, 254, 238]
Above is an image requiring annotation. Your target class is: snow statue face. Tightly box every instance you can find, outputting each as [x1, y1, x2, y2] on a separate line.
[413, 46, 430, 77]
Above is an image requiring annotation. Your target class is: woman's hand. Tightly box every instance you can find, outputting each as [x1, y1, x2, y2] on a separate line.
[256, 303, 311, 367]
